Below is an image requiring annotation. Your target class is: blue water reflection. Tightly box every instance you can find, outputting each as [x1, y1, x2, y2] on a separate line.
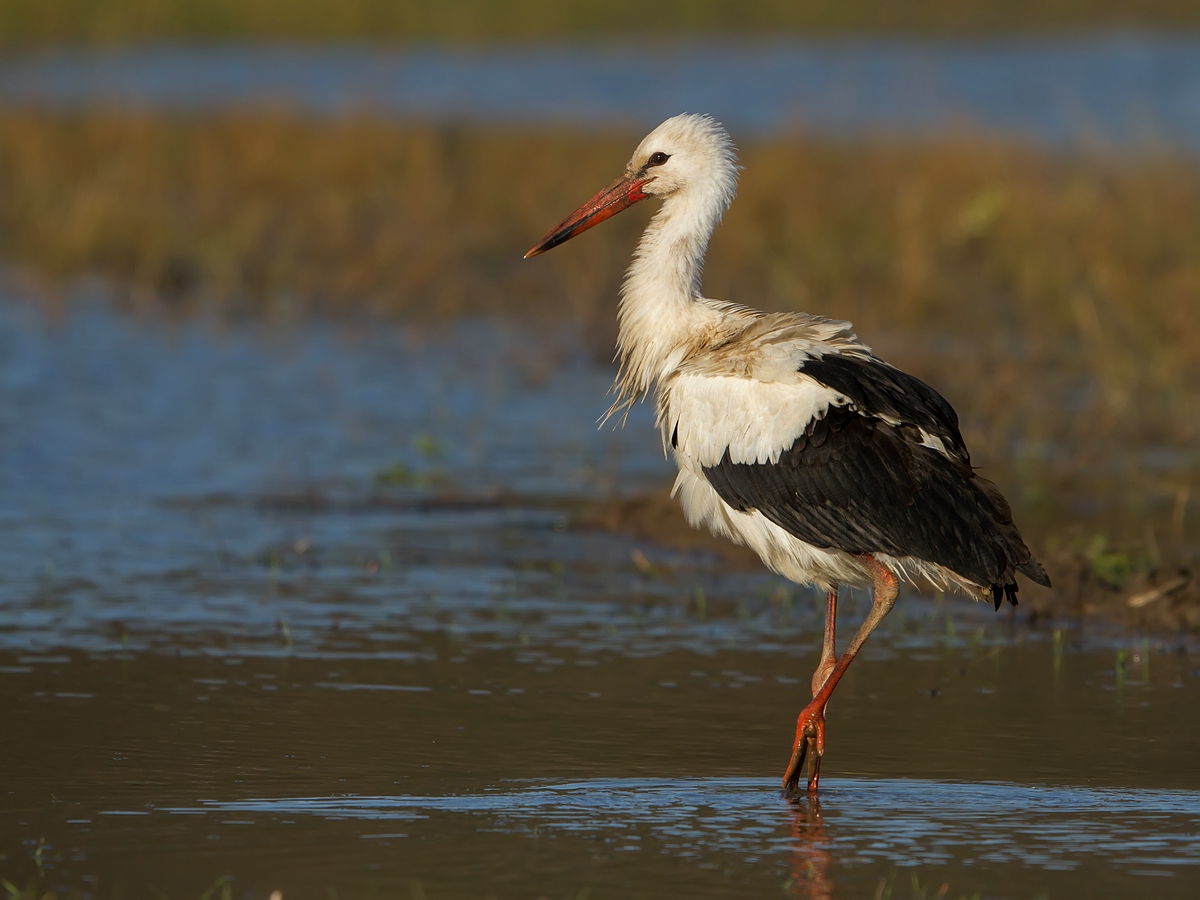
[173, 776, 1200, 875]
[3, 36, 1200, 148]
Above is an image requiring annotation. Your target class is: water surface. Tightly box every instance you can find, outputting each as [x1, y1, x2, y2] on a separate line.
[1, 300, 1198, 898]
[5, 36, 1200, 148]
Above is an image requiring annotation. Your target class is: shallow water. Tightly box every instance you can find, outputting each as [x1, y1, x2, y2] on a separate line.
[5, 36, 1200, 149]
[1, 301, 1199, 898]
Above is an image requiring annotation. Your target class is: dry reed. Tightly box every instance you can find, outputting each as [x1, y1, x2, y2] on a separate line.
[4, 1, 1200, 44]
[0, 111, 1196, 559]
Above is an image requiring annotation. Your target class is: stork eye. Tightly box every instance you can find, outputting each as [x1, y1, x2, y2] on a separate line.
[647, 151, 670, 167]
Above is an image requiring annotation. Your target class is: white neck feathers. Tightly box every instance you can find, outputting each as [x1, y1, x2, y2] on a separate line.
[612, 173, 736, 411]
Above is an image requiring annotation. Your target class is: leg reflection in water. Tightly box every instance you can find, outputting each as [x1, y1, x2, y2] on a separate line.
[784, 794, 833, 900]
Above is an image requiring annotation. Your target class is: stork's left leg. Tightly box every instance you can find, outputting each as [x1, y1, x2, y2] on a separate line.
[813, 587, 838, 696]
[792, 588, 839, 793]
[783, 557, 899, 795]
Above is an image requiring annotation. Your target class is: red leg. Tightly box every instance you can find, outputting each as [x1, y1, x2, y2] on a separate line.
[783, 556, 899, 795]
[812, 587, 838, 696]
[794, 588, 838, 794]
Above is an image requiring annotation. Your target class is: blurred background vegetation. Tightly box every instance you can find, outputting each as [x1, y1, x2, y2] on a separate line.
[2, 111, 1196, 561]
[4, 0, 1200, 44]
[0, 2, 1197, 581]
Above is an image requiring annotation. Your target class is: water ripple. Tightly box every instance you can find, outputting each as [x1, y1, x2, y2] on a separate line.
[169, 776, 1200, 873]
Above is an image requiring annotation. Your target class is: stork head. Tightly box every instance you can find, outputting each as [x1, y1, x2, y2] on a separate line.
[525, 113, 738, 258]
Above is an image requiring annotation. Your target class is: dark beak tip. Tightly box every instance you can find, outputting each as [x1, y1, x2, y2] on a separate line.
[525, 172, 646, 262]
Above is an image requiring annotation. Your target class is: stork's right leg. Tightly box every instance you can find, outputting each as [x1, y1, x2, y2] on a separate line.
[783, 558, 899, 795]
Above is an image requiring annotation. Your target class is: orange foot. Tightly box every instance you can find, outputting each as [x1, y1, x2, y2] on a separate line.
[782, 699, 827, 795]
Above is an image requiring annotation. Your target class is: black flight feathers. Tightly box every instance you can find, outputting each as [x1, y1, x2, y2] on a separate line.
[700, 353, 1050, 604]
[797, 353, 970, 465]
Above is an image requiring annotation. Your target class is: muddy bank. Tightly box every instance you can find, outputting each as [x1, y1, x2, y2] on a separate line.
[579, 483, 1200, 633]
[175, 480, 1200, 634]
[1032, 554, 1200, 633]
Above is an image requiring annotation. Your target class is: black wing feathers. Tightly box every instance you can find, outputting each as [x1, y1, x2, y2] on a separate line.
[701, 357, 1050, 598]
[798, 353, 970, 465]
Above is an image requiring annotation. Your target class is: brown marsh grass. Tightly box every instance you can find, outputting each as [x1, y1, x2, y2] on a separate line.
[0, 111, 1197, 564]
[4, 0, 1200, 44]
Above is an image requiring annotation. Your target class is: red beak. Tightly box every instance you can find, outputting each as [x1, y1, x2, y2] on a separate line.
[524, 172, 650, 258]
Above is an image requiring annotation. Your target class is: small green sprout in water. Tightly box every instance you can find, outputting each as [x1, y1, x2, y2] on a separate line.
[693, 586, 706, 621]
[277, 616, 292, 649]
[412, 432, 444, 459]
[873, 874, 969, 900]
[374, 462, 414, 486]
[1116, 647, 1130, 692]
[197, 876, 234, 900]
[2, 879, 50, 900]
[908, 875, 953, 899]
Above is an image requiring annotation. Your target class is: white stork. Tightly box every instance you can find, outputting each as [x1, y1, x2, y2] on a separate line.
[525, 113, 1050, 794]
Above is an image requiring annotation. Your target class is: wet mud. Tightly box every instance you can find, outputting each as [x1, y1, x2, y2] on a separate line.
[584, 484, 1200, 634]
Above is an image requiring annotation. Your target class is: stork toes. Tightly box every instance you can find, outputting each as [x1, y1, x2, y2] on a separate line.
[782, 700, 827, 795]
